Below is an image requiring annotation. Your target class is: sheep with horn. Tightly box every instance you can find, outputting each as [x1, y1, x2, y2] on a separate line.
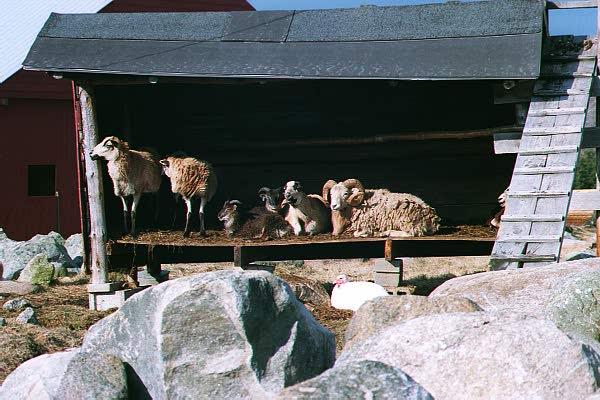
[322, 179, 441, 237]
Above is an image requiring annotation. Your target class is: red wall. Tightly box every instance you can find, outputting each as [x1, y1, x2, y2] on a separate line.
[0, 0, 253, 240]
[0, 96, 80, 240]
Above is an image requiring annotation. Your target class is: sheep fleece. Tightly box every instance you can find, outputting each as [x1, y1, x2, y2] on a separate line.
[351, 190, 440, 236]
[166, 158, 217, 200]
[108, 147, 161, 197]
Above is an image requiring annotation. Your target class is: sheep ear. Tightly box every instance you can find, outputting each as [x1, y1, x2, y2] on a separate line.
[159, 159, 169, 167]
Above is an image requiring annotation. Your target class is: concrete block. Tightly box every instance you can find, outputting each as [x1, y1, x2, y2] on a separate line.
[373, 258, 403, 287]
[88, 287, 145, 311]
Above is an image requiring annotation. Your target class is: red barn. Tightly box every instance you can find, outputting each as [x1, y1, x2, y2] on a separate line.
[0, 0, 253, 240]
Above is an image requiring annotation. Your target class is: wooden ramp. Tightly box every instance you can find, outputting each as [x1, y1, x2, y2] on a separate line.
[490, 36, 597, 270]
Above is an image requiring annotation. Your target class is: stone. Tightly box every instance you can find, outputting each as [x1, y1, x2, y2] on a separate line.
[81, 270, 335, 399]
[565, 251, 596, 261]
[64, 233, 84, 269]
[429, 258, 600, 341]
[344, 295, 481, 349]
[17, 253, 55, 285]
[0, 349, 78, 400]
[0, 281, 39, 296]
[0, 317, 6, 327]
[15, 307, 38, 325]
[3, 297, 31, 311]
[0, 230, 75, 279]
[51, 262, 68, 278]
[276, 360, 433, 400]
[55, 352, 128, 400]
[337, 312, 600, 400]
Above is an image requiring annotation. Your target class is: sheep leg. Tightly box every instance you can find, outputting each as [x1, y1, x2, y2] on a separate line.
[183, 197, 193, 238]
[120, 196, 129, 235]
[198, 197, 207, 236]
[130, 193, 142, 237]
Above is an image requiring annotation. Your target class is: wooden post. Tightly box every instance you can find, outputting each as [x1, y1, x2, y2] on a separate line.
[78, 85, 109, 284]
[596, 0, 600, 256]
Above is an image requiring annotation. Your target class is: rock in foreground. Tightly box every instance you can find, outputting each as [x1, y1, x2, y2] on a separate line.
[277, 360, 433, 400]
[344, 295, 481, 349]
[337, 312, 600, 400]
[81, 270, 335, 399]
[0, 350, 78, 400]
[430, 258, 600, 340]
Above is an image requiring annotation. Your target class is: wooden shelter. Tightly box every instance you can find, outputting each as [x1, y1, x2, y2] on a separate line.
[21, 0, 600, 304]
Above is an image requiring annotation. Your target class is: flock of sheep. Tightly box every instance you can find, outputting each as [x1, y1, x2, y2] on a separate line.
[90, 136, 442, 239]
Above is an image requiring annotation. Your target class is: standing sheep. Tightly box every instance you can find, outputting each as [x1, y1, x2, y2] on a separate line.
[159, 156, 217, 237]
[90, 136, 161, 236]
[322, 179, 440, 237]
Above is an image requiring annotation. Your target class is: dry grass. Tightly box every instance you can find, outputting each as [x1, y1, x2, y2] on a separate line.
[0, 282, 113, 384]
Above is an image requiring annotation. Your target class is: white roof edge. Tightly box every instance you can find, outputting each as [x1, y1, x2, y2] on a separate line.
[0, 0, 113, 84]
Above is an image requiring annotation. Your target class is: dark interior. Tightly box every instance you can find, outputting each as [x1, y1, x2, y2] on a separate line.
[93, 79, 518, 236]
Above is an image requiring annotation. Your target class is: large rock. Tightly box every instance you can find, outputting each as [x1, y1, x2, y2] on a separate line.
[0, 349, 78, 400]
[81, 270, 335, 399]
[345, 295, 481, 349]
[64, 233, 84, 269]
[430, 258, 600, 341]
[0, 281, 39, 296]
[276, 360, 433, 400]
[55, 352, 128, 400]
[17, 253, 54, 285]
[0, 230, 74, 279]
[337, 312, 600, 400]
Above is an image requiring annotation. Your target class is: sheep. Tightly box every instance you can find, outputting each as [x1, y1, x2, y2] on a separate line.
[258, 186, 285, 213]
[218, 200, 292, 239]
[283, 181, 331, 235]
[489, 188, 508, 229]
[322, 179, 440, 237]
[159, 156, 217, 237]
[90, 136, 161, 236]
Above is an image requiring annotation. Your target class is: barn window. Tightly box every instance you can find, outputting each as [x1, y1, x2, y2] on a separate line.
[28, 165, 55, 196]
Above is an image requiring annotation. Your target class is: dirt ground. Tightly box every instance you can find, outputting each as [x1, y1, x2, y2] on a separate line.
[1, 223, 593, 384]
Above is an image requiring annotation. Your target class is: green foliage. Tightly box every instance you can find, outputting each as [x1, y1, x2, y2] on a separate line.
[574, 149, 597, 190]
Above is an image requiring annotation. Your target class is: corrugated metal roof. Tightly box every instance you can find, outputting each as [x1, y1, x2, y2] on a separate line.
[0, 0, 113, 84]
[23, 0, 544, 80]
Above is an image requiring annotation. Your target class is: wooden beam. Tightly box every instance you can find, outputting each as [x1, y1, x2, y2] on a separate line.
[78, 85, 108, 284]
[107, 237, 494, 266]
[547, 0, 597, 9]
[494, 127, 600, 154]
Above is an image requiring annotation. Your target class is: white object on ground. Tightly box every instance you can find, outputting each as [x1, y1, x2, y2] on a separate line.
[331, 274, 389, 311]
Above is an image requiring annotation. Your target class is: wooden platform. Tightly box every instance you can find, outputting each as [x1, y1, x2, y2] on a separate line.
[107, 227, 496, 268]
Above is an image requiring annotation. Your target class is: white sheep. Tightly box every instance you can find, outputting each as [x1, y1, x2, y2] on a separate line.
[283, 181, 331, 236]
[322, 179, 440, 237]
[159, 155, 217, 237]
[90, 136, 161, 236]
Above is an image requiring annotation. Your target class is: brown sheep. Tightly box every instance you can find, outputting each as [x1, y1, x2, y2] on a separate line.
[90, 136, 161, 236]
[160, 156, 217, 237]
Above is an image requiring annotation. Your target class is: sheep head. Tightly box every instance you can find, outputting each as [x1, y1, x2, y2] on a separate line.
[325, 179, 366, 211]
[90, 136, 127, 162]
[258, 187, 284, 212]
[217, 200, 242, 222]
[283, 181, 305, 207]
[159, 157, 177, 178]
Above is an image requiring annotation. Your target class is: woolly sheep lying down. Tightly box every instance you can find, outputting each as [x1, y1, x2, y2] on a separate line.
[322, 179, 440, 237]
[218, 200, 292, 239]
